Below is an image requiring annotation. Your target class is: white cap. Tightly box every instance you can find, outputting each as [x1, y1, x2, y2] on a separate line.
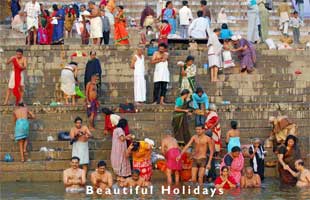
[144, 138, 155, 146]
[231, 35, 238, 41]
[237, 35, 242, 40]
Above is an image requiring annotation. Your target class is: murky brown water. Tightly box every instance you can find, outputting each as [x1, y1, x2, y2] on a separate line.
[0, 178, 310, 200]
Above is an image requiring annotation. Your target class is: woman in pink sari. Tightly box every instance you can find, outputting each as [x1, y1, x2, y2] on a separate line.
[220, 146, 244, 185]
[111, 119, 132, 179]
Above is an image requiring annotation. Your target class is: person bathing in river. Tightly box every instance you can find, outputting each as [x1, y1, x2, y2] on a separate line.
[90, 160, 113, 191]
[226, 120, 241, 153]
[121, 169, 151, 187]
[284, 159, 310, 187]
[240, 167, 261, 188]
[63, 157, 86, 193]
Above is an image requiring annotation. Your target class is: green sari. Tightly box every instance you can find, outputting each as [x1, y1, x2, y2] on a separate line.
[179, 64, 196, 95]
[172, 97, 191, 145]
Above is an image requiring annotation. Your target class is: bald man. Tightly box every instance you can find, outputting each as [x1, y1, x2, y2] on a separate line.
[241, 167, 261, 188]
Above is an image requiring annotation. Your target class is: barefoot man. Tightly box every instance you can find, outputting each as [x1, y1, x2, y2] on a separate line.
[241, 167, 261, 188]
[13, 102, 35, 162]
[70, 117, 92, 173]
[284, 159, 310, 187]
[63, 156, 86, 193]
[161, 130, 182, 185]
[150, 43, 170, 105]
[121, 169, 151, 187]
[87, 1, 103, 45]
[86, 74, 99, 130]
[91, 160, 113, 191]
[177, 125, 214, 185]
[4, 48, 27, 105]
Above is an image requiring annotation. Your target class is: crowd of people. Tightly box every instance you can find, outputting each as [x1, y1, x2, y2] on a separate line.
[10, 0, 127, 45]
[4, 0, 310, 197]
[9, 0, 307, 47]
[7, 47, 310, 195]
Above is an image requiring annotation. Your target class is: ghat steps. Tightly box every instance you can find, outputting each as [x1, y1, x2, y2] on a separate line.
[0, 0, 309, 45]
[0, 46, 309, 181]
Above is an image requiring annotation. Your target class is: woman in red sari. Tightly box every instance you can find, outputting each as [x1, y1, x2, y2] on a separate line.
[158, 20, 171, 46]
[114, 6, 129, 45]
[215, 166, 237, 190]
[41, 9, 53, 45]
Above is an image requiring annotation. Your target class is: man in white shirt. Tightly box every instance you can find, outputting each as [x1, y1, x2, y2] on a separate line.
[179, 1, 193, 39]
[24, 0, 41, 45]
[188, 11, 210, 39]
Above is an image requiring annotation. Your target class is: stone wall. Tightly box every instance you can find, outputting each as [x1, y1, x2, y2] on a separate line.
[0, 45, 310, 181]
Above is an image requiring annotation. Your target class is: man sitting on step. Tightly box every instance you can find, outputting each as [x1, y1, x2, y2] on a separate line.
[63, 156, 86, 193]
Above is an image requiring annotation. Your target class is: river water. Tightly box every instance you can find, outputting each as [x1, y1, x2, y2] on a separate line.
[0, 178, 309, 200]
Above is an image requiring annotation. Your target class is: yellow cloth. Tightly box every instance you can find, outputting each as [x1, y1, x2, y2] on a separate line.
[132, 141, 151, 162]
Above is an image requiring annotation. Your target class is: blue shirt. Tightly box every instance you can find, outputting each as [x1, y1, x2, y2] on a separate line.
[175, 97, 184, 107]
[192, 93, 209, 109]
[248, 0, 257, 6]
[220, 29, 233, 40]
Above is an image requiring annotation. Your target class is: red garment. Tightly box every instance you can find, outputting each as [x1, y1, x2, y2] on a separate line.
[161, 8, 176, 17]
[158, 24, 171, 45]
[100, 0, 108, 6]
[214, 176, 237, 189]
[124, 124, 131, 146]
[42, 10, 53, 44]
[104, 115, 115, 135]
[205, 111, 222, 152]
[12, 58, 23, 105]
[65, 8, 76, 15]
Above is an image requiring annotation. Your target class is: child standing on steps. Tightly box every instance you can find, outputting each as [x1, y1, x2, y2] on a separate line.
[86, 74, 99, 130]
[289, 11, 303, 45]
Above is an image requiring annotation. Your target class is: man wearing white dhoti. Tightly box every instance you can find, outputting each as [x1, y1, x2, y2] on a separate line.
[208, 28, 222, 82]
[61, 62, 78, 106]
[24, 0, 41, 45]
[70, 117, 92, 173]
[88, 1, 103, 45]
[188, 11, 210, 39]
[151, 43, 170, 105]
[130, 46, 146, 105]
[247, 0, 260, 43]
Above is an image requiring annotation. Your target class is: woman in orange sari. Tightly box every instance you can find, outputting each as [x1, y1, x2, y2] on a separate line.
[114, 6, 129, 45]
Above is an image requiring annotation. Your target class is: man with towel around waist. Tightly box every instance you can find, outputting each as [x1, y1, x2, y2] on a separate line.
[161, 131, 182, 185]
[177, 125, 214, 185]
[88, 1, 103, 45]
[13, 102, 35, 162]
[70, 117, 92, 173]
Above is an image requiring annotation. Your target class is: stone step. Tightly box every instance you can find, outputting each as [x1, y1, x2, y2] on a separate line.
[0, 140, 111, 152]
[0, 150, 110, 162]
[0, 168, 165, 182]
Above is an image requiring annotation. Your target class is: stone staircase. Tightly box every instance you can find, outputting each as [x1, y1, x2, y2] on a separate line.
[0, 45, 310, 181]
[1, 0, 309, 45]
